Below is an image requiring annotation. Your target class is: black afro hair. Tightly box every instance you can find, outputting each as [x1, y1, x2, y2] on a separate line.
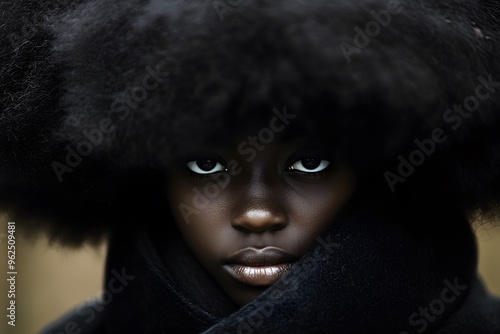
[2, 0, 500, 246]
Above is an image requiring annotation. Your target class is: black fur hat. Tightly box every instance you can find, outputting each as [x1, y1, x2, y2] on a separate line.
[2, 0, 500, 245]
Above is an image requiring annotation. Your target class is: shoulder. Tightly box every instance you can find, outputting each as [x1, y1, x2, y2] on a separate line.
[437, 276, 500, 334]
[39, 300, 106, 334]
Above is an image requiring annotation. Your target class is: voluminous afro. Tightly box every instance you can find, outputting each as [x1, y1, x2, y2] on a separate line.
[2, 0, 500, 246]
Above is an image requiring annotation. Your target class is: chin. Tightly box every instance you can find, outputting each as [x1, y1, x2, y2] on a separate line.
[227, 285, 271, 307]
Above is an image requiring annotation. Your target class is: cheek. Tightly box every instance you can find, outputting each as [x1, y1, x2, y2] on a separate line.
[288, 191, 339, 234]
[166, 177, 224, 224]
[287, 168, 356, 240]
[166, 179, 231, 262]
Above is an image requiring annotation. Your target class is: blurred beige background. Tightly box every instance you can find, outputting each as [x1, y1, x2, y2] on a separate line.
[0, 218, 499, 334]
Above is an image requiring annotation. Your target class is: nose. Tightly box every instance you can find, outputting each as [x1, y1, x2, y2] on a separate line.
[231, 179, 288, 233]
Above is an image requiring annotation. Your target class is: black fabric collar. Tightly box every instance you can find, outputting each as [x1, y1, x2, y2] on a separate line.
[102, 207, 491, 333]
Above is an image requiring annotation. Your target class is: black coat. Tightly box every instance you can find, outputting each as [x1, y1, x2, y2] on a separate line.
[41, 208, 500, 333]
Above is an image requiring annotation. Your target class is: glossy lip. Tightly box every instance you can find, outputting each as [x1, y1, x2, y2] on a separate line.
[223, 247, 298, 286]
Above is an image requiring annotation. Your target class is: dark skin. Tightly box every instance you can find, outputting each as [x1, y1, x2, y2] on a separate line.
[166, 134, 356, 306]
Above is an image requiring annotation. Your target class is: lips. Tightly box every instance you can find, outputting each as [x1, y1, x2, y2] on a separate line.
[223, 247, 298, 286]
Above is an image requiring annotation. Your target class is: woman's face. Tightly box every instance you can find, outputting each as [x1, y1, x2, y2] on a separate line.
[166, 134, 356, 306]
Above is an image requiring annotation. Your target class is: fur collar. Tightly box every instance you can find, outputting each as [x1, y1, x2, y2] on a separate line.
[93, 207, 499, 333]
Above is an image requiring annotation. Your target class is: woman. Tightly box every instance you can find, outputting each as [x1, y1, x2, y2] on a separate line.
[1, 0, 500, 333]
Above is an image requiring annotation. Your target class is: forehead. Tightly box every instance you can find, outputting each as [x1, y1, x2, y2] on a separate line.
[185, 128, 331, 153]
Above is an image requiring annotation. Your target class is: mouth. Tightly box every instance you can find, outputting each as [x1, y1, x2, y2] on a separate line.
[223, 247, 298, 286]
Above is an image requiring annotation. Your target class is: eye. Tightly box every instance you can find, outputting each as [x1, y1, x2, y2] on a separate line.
[288, 158, 330, 173]
[186, 160, 226, 175]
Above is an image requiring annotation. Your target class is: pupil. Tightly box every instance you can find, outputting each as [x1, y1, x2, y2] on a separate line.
[198, 160, 216, 171]
[302, 158, 320, 170]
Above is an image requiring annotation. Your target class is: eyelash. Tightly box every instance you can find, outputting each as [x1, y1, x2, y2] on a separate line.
[184, 157, 335, 180]
[183, 156, 227, 181]
[290, 160, 336, 181]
